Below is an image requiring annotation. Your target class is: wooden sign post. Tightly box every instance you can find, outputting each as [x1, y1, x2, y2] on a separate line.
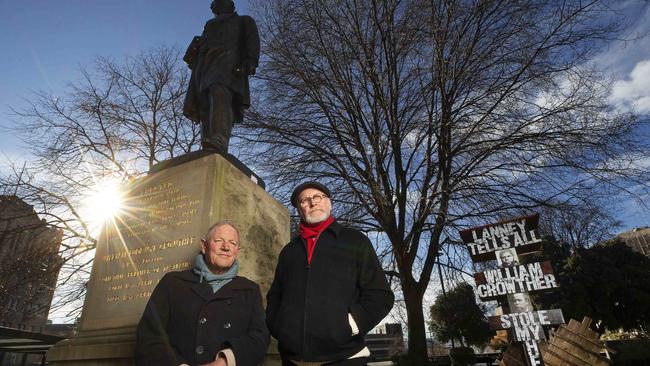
[459, 214, 564, 366]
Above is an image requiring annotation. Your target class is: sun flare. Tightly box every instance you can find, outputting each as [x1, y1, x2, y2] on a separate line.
[83, 178, 125, 234]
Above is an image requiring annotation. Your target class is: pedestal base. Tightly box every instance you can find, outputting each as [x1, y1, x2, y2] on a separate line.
[47, 327, 135, 366]
[48, 153, 288, 365]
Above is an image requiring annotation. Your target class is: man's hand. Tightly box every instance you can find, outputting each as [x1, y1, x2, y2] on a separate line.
[199, 356, 227, 366]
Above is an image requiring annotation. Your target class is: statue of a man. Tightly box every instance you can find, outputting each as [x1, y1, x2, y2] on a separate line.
[183, 0, 260, 153]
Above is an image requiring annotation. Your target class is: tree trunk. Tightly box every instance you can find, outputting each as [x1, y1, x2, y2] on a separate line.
[403, 281, 428, 365]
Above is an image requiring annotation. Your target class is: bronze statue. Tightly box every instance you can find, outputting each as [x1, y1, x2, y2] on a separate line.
[183, 0, 260, 153]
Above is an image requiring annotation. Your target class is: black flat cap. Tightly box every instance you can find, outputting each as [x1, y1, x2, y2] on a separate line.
[291, 181, 331, 207]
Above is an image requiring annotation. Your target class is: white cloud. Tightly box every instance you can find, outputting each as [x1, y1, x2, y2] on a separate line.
[610, 59, 650, 113]
[590, 3, 650, 78]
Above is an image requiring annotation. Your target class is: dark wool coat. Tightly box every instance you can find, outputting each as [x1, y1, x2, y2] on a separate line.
[266, 221, 394, 362]
[135, 271, 270, 366]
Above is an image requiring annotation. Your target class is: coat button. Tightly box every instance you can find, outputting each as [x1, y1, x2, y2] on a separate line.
[224, 322, 231, 329]
[199, 317, 207, 324]
[227, 299, 232, 305]
[196, 345, 204, 354]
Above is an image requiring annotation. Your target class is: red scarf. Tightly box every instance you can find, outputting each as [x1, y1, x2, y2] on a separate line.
[299, 215, 334, 265]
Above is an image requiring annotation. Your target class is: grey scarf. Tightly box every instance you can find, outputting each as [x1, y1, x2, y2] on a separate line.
[193, 254, 239, 293]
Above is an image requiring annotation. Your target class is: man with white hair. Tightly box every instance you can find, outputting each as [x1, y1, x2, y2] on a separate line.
[266, 182, 394, 365]
[497, 248, 519, 268]
[136, 221, 269, 366]
[509, 292, 534, 313]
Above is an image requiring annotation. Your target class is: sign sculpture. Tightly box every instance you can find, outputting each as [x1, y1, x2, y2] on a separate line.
[459, 214, 564, 366]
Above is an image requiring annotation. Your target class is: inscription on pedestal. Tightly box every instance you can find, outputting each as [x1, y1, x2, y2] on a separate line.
[80, 168, 208, 330]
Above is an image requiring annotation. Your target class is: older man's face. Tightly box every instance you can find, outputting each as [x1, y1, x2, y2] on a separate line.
[200, 224, 240, 274]
[512, 293, 531, 313]
[500, 250, 516, 267]
[298, 187, 331, 224]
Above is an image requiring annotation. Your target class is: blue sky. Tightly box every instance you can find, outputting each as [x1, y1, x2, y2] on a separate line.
[0, 0, 251, 154]
[0, 0, 648, 230]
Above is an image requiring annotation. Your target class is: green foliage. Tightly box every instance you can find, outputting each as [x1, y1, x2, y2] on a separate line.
[533, 239, 650, 333]
[607, 339, 650, 366]
[429, 283, 491, 347]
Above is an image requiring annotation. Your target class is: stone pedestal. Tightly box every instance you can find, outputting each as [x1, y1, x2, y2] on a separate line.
[48, 153, 289, 365]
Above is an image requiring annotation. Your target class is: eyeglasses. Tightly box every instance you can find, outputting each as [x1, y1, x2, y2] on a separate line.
[299, 193, 328, 207]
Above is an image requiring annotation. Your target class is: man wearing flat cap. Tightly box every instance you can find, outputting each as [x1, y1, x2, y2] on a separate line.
[266, 182, 394, 365]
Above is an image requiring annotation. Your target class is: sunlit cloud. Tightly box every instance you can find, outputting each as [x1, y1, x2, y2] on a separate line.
[610, 59, 650, 114]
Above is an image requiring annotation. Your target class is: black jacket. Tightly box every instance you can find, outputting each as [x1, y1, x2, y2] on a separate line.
[135, 271, 270, 366]
[266, 221, 394, 362]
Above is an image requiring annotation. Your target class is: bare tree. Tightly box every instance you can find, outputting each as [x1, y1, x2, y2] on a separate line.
[238, 0, 648, 362]
[3, 45, 200, 319]
[538, 199, 622, 249]
[12, 45, 198, 176]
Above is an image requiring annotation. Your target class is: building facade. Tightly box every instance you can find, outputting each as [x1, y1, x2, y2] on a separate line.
[0, 195, 63, 366]
[617, 227, 650, 258]
[365, 323, 405, 361]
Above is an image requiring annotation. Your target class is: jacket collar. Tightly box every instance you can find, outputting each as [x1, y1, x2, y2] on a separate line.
[210, 12, 237, 23]
[327, 220, 342, 237]
[294, 219, 342, 243]
[175, 270, 253, 302]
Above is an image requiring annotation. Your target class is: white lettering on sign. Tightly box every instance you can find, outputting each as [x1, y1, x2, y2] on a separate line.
[514, 324, 544, 342]
[476, 262, 559, 298]
[524, 340, 543, 366]
[466, 219, 541, 256]
[491, 310, 564, 332]
[477, 274, 557, 298]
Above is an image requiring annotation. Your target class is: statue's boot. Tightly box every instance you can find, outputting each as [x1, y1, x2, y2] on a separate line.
[201, 137, 228, 154]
